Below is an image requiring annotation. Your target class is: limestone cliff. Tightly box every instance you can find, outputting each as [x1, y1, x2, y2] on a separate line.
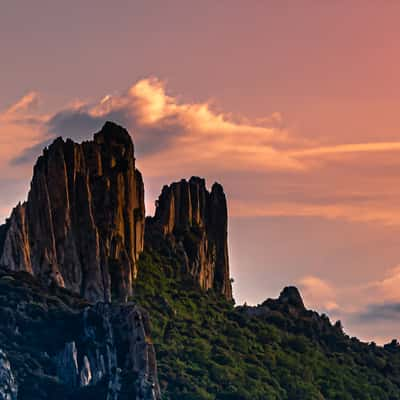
[0, 121, 145, 302]
[146, 177, 232, 300]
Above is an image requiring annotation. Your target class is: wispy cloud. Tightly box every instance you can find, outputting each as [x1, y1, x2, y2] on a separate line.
[230, 200, 400, 226]
[298, 276, 339, 312]
[1, 91, 40, 118]
[291, 142, 400, 158]
[4, 77, 400, 226]
[9, 79, 400, 174]
[10, 78, 303, 173]
[0, 92, 44, 172]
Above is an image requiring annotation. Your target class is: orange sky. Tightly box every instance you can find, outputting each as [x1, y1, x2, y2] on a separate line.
[1, 1, 400, 343]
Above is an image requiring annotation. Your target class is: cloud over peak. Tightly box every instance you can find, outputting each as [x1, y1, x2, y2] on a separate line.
[3, 78, 400, 343]
[8, 77, 301, 173]
[3, 77, 400, 226]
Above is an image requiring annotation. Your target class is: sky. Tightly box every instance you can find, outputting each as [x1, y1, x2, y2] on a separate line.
[1, 1, 400, 343]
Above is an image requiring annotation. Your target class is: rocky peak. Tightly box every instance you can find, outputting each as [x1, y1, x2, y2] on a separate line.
[149, 177, 232, 300]
[94, 120, 134, 147]
[278, 286, 305, 309]
[0, 121, 145, 302]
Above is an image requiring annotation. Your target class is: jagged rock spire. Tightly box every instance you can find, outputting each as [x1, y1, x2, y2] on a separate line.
[150, 177, 233, 300]
[0, 121, 145, 302]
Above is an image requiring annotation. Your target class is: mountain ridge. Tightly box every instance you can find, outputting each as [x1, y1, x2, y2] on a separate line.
[1, 121, 400, 399]
[0, 122, 233, 303]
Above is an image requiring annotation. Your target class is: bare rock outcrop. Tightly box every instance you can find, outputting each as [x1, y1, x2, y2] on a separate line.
[243, 286, 307, 320]
[0, 121, 145, 302]
[54, 303, 160, 400]
[147, 177, 232, 300]
[0, 268, 160, 400]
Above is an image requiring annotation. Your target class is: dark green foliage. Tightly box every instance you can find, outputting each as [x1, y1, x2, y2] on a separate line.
[134, 249, 400, 400]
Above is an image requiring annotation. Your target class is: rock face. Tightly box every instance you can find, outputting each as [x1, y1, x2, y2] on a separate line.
[147, 177, 232, 300]
[243, 286, 307, 320]
[0, 349, 17, 400]
[0, 122, 145, 302]
[0, 269, 160, 400]
[55, 303, 160, 400]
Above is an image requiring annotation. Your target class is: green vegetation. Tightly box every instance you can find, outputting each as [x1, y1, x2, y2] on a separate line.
[134, 249, 400, 400]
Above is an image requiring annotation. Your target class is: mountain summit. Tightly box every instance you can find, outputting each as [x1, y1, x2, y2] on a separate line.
[0, 122, 233, 303]
[0, 121, 145, 302]
[147, 177, 232, 300]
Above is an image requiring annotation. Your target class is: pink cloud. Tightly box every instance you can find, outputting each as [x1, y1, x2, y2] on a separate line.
[300, 267, 400, 313]
[365, 265, 400, 303]
[298, 276, 339, 312]
[230, 199, 400, 226]
[1, 91, 40, 118]
[0, 93, 44, 174]
[291, 142, 400, 158]
[90, 78, 302, 173]
[297, 266, 400, 343]
[4, 77, 400, 228]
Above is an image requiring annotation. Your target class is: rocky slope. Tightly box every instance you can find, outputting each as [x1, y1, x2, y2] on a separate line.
[146, 177, 232, 300]
[0, 122, 145, 302]
[0, 268, 160, 400]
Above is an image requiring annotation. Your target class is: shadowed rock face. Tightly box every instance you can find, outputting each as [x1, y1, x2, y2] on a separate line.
[0, 348, 17, 400]
[55, 303, 160, 400]
[278, 286, 305, 309]
[148, 177, 232, 300]
[0, 122, 145, 302]
[0, 269, 160, 400]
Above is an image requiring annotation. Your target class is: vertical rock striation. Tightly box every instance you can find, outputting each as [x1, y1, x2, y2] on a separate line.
[147, 177, 232, 300]
[0, 121, 145, 302]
